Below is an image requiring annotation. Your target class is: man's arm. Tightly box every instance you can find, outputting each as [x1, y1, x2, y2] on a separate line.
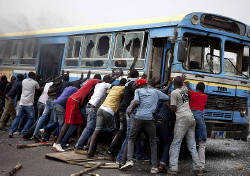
[184, 81, 194, 91]
[111, 69, 123, 83]
[127, 100, 140, 115]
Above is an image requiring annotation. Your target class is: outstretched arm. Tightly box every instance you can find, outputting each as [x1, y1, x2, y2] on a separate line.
[111, 69, 123, 83]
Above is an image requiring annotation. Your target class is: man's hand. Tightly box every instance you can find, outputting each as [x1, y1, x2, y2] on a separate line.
[127, 110, 132, 116]
[181, 73, 186, 82]
[141, 73, 147, 79]
[87, 70, 91, 79]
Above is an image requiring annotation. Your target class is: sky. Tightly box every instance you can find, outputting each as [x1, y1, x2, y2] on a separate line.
[0, 0, 249, 34]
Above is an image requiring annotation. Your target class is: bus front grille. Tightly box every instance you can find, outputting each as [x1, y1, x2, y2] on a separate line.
[204, 111, 233, 119]
[206, 94, 247, 112]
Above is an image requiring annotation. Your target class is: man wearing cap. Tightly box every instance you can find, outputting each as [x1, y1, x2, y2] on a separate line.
[120, 79, 169, 174]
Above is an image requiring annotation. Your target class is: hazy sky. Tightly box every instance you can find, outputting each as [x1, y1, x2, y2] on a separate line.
[0, 0, 249, 34]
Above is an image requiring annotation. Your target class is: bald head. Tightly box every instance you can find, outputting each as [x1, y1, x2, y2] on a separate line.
[174, 76, 183, 88]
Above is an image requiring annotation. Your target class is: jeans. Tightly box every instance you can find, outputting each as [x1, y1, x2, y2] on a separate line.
[116, 114, 144, 162]
[33, 99, 54, 137]
[75, 108, 96, 149]
[192, 110, 207, 142]
[109, 112, 127, 152]
[37, 102, 45, 120]
[169, 117, 201, 171]
[127, 118, 157, 167]
[156, 121, 173, 165]
[61, 125, 77, 147]
[9, 105, 35, 136]
[43, 104, 65, 141]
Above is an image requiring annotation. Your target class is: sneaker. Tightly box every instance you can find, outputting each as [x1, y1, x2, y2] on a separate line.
[13, 131, 20, 135]
[74, 149, 88, 155]
[52, 143, 65, 152]
[120, 160, 134, 170]
[150, 167, 160, 174]
[9, 134, 13, 138]
[31, 136, 41, 143]
[158, 164, 166, 173]
[86, 151, 94, 158]
[167, 169, 178, 175]
[193, 169, 203, 176]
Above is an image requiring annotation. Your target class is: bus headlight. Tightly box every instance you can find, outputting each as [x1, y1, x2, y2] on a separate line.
[247, 29, 250, 37]
[191, 15, 199, 25]
[240, 108, 247, 117]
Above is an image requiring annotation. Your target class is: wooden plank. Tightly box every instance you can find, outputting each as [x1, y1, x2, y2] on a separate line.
[17, 143, 53, 149]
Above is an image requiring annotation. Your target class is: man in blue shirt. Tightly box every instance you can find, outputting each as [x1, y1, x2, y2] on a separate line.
[120, 79, 169, 174]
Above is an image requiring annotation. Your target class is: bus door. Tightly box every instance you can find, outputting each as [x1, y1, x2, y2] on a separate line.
[38, 44, 65, 80]
[147, 38, 172, 82]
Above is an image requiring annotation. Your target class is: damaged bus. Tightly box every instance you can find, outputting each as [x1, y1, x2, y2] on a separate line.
[0, 12, 249, 139]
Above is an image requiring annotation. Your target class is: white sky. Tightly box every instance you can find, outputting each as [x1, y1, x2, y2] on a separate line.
[0, 0, 249, 34]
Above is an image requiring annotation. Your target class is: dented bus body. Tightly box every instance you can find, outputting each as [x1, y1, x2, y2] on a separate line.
[0, 12, 249, 139]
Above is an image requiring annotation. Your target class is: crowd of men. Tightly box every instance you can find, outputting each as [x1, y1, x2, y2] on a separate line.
[0, 69, 208, 175]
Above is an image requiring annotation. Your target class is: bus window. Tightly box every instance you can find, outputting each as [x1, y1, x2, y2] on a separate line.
[183, 33, 221, 74]
[20, 39, 38, 66]
[111, 31, 148, 69]
[224, 41, 249, 78]
[81, 34, 111, 68]
[2, 40, 21, 65]
[0, 41, 6, 64]
[65, 36, 82, 67]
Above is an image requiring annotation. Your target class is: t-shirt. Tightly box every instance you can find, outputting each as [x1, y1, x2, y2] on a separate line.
[55, 86, 79, 108]
[102, 86, 125, 113]
[188, 91, 208, 111]
[170, 86, 193, 119]
[19, 78, 40, 106]
[70, 79, 100, 105]
[118, 79, 137, 112]
[38, 82, 53, 104]
[88, 82, 112, 107]
[6, 80, 22, 99]
[134, 87, 169, 120]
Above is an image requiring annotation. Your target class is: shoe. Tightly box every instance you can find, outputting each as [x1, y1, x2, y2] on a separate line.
[32, 136, 41, 143]
[150, 167, 160, 174]
[202, 168, 209, 173]
[120, 160, 134, 170]
[13, 131, 20, 135]
[167, 169, 178, 175]
[74, 149, 88, 155]
[193, 169, 203, 176]
[52, 143, 65, 152]
[158, 164, 166, 172]
[9, 134, 13, 138]
[0, 127, 7, 131]
[40, 141, 49, 144]
[86, 151, 94, 158]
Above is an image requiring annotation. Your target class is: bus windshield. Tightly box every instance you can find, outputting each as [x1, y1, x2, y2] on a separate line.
[224, 41, 250, 78]
[183, 33, 221, 74]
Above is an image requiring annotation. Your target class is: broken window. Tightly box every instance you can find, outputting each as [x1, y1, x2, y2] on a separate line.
[81, 33, 111, 68]
[183, 33, 221, 74]
[2, 40, 21, 65]
[224, 41, 249, 78]
[65, 36, 82, 67]
[111, 31, 148, 69]
[20, 39, 38, 65]
[0, 41, 6, 64]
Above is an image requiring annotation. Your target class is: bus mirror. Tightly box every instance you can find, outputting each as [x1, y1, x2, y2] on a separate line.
[242, 56, 250, 72]
[178, 40, 187, 62]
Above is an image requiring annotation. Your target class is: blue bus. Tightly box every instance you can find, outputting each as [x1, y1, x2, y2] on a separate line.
[0, 12, 249, 139]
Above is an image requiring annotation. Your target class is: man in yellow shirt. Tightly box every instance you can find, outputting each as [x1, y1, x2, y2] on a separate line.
[87, 78, 127, 157]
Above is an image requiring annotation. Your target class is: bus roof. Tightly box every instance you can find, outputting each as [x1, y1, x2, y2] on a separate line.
[0, 12, 249, 39]
[0, 14, 187, 38]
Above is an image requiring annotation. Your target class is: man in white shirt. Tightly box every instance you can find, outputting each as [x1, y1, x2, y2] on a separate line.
[9, 72, 40, 137]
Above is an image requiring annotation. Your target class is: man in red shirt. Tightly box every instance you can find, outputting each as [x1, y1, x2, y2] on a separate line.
[186, 81, 208, 171]
[53, 75, 101, 152]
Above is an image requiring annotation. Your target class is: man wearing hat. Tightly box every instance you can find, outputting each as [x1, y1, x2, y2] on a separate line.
[120, 78, 169, 174]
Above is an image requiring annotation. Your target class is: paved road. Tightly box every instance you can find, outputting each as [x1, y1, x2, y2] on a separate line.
[0, 130, 250, 176]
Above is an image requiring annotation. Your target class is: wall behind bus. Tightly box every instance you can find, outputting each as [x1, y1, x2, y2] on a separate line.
[0, 0, 250, 34]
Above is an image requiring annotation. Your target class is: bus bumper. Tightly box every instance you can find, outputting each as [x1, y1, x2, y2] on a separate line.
[206, 120, 249, 140]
